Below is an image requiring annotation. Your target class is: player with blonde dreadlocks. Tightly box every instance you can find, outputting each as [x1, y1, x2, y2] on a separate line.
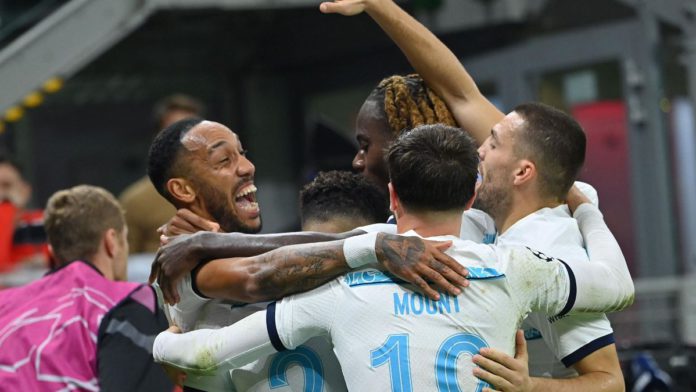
[352, 74, 457, 190]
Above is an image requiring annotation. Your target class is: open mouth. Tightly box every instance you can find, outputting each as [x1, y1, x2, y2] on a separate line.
[235, 184, 259, 213]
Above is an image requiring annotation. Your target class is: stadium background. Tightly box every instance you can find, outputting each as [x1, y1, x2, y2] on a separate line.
[0, 0, 695, 389]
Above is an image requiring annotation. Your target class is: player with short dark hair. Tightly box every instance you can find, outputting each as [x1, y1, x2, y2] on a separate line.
[300, 170, 388, 233]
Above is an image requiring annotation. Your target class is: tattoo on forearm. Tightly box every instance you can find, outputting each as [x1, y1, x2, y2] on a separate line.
[256, 243, 348, 296]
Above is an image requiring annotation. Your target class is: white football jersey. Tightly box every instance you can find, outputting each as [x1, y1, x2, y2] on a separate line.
[167, 274, 348, 392]
[272, 233, 575, 392]
[458, 182, 614, 377]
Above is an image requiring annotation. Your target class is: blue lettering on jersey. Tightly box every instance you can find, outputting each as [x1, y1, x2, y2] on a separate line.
[482, 233, 497, 244]
[466, 266, 505, 279]
[344, 270, 404, 287]
[393, 292, 461, 316]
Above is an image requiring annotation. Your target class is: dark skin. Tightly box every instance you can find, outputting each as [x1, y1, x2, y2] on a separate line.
[352, 99, 392, 190]
[151, 230, 469, 305]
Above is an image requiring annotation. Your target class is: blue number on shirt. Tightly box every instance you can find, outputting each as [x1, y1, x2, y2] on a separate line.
[371, 333, 490, 392]
[435, 333, 491, 392]
[268, 346, 324, 392]
[370, 334, 413, 392]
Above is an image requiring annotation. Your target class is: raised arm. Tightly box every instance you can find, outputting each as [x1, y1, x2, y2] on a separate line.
[320, 0, 504, 144]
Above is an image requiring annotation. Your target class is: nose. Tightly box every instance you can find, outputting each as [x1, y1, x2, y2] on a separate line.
[477, 145, 485, 160]
[238, 154, 255, 177]
[352, 150, 365, 172]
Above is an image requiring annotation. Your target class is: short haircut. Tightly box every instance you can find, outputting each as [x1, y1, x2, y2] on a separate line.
[44, 185, 125, 265]
[387, 124, 478, 212]
[513, 102, 586, 199]
[300, 170, 389, 227]
[152, 94, 205, 129]
[147, 117, 203, 203]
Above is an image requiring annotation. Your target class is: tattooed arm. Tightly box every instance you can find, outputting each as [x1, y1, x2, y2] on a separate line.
[151, 229, 364, 303]
[189, 233, 468, 304]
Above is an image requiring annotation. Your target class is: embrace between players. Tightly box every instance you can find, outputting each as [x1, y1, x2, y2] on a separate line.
[149, 1, 634, 391]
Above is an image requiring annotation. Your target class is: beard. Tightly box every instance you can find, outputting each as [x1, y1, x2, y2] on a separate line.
[194, 179, 262, 234]
[473, 168, 513, 222]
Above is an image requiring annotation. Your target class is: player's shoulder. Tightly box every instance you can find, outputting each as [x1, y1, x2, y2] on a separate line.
[494, 245, 565, 275]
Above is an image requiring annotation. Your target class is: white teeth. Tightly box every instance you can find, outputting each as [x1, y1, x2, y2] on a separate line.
[239, 202, 259, 211]
[236, 185, 257, 198]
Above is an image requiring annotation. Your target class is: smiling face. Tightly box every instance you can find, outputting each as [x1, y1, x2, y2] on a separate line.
[181, 121, 261, 233]
[352, 99, 393, 191]
[474, 111, 526, 220]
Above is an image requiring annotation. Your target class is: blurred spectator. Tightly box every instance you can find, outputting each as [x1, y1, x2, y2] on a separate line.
[0, 185, 173, 391]
[299, 170, 389, 233]
[119, 94, 205, 253]
[0, 154, 49, 277]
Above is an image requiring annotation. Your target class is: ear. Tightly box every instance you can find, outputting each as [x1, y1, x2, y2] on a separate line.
[388, 182, 401, 218]
[464, 188, 477, 211]
[104, 228, 118, 258]
[513, 159, 536, 186]
[166, 178, 196, 204]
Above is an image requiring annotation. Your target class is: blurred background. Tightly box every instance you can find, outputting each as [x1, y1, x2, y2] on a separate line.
[0, 0, 695, 389]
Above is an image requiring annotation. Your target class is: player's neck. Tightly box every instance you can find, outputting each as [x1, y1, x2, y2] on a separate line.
[396, 210, 462, 238]
[90, 253, 115, 280]
[497, 192, 562, 234]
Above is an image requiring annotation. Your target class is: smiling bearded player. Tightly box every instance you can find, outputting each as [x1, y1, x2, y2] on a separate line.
[147, 117, 261, 237]
[148, 117, 350, 391]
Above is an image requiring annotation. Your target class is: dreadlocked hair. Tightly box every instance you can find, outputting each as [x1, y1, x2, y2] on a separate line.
[372, 74, 457, 138]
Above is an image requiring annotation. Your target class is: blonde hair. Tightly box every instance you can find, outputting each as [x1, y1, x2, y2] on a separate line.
[44, 185, 125, 265]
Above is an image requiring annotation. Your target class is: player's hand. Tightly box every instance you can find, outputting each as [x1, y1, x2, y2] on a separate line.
[473, 330, 532, 392]
[566, 185, 591, 215]
[149, 232, 205, 305]
[375, 232, 469, 301]
[158, 208, 220, 245]
[319, 0, 369, 16]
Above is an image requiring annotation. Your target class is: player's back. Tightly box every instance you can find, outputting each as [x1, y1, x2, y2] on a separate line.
[326, 236, 534, 391]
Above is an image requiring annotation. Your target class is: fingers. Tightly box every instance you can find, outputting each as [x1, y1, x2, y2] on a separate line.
[158, 268, 180, 305]
[430, 239, 453, 251]
[167, 325, 182, 334]
[473, 363, 508, 392]
[432, 253, 469, 287]
[473, 354, 513, 391]
[514, 330, 528, 361]
[479, 347, 521, 371]
[177, 209, 220, 232]
[149, 257, 160, 284]
[319, 0, 366, 16]
[406, 274, 440, 301]
[417, 263, 461, 297]
[161, 364, 187, 387]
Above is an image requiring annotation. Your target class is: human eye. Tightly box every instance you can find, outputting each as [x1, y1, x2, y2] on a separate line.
[358, 141, 369, 153]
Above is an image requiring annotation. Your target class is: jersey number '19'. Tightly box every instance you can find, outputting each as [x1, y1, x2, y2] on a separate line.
[370, 333, 492, 392]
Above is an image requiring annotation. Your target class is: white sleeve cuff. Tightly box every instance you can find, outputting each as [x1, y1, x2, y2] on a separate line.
[343, 232, 379, 269]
